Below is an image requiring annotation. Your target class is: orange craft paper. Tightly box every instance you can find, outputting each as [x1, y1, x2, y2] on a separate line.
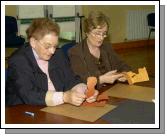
[82, 92, 109, 107]
[123, 67, 149, 85]
[86, 77, 97, 98]
[82, 77, 109, 107]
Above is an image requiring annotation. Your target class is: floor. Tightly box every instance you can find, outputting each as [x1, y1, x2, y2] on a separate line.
[115, 45, 155, 78]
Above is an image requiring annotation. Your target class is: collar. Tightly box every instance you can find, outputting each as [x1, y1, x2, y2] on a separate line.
[32, 48, 48, 63]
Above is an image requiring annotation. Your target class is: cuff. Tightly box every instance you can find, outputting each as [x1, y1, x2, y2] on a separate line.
[45, 91, 64, 106]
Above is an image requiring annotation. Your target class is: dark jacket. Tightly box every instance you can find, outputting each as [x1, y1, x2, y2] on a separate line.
[6, 43, 81, 106]
[68, 39, 131, 83]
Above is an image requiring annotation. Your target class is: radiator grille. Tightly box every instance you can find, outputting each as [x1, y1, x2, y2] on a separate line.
[127, 10, 155, 40]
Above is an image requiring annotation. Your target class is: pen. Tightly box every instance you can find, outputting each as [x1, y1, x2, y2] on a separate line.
[24, 111, 35, 117]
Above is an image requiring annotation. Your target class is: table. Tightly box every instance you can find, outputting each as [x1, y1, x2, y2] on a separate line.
[5, 79, 155, 124]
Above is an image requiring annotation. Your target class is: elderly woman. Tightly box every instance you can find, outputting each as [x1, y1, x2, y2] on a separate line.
[68, 11, 131, 87]
[6, 18, 98, 106]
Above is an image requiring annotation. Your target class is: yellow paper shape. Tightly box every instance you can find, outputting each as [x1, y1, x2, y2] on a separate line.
[124, 67, 149, 85]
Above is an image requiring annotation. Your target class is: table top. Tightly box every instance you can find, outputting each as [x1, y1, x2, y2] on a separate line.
[5, 80, 155, 124]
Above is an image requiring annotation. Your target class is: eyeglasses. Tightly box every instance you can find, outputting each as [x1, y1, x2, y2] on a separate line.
[91, 31, 107, 38]
[37, 40, 57, 51]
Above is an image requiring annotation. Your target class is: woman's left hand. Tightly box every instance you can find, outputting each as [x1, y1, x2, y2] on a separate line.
[86, 90, 99, 103]
[117, 76, 127, 82]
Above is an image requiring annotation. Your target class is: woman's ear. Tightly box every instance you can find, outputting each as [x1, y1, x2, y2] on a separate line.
[29, 37, 36, 49]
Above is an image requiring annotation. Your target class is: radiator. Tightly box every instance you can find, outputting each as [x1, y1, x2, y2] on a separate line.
[127, 10, 155, 40]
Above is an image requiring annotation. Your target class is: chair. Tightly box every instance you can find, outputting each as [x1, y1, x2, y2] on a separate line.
[147, 13, 155, 40]
[61, 41, 76, 59]
[5, 68, 8, 81]
[5, 16, 25, 48]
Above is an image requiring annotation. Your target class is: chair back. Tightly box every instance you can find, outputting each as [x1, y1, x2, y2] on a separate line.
[147, 13, 155, 27]
[61, 41, 76, 59]
[5, 16, 18, 36]
[5, 16, 25, 47]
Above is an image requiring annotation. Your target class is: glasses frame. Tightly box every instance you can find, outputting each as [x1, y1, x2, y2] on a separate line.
[90, 31, 108, 38]
[37, 40, 57, 51]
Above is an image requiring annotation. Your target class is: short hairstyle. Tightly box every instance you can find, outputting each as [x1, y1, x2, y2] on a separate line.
[26, 18, 60, 41]
[84, 11, 110, 33]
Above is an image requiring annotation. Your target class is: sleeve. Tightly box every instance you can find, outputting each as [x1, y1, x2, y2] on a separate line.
[45, 91, 64, 106]
[68, 48, 88, 83]
[54, 49, 83, 91]
[6, 56, 46, 105]
[106, 44, 132, 72]
[45, 83, 87, 106]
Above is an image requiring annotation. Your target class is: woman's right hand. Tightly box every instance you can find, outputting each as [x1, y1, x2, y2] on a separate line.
[99, 70, 124, 84]
[63, 89, 86, 106]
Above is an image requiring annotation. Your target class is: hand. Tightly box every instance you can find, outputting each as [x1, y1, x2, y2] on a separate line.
[72, 83, 87, 93]
[63, 83, 87, 106]
[63, 89, 86, 106]
[99, 70, 124, 84]
[117, 76, 127, 82]
[86, 90, 99, 103]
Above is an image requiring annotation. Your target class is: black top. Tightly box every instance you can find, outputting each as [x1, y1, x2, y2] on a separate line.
[6, 43, 81, 106]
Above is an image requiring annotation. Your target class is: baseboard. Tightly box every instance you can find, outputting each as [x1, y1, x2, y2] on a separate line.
[112, 39, 155, 50]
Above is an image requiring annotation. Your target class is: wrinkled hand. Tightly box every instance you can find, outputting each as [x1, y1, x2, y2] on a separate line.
[63, 83, 87, 106]
[72, 83, 87, 93]
[86, 90, 99, 103]
[99, 70, 124, 84]
[117, 76, 127, 82]
[63, 90, 86, 106]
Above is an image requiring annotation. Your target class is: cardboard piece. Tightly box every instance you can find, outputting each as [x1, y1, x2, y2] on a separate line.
[82, 100, 107, 107]
[123, 67, 149, 85]
[106, 83, 154, 102]
[82, 92, 109, 107]
[41, 104, 116, 122]
[83, 77, 109, 107]
[86, 77, 97, 98]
